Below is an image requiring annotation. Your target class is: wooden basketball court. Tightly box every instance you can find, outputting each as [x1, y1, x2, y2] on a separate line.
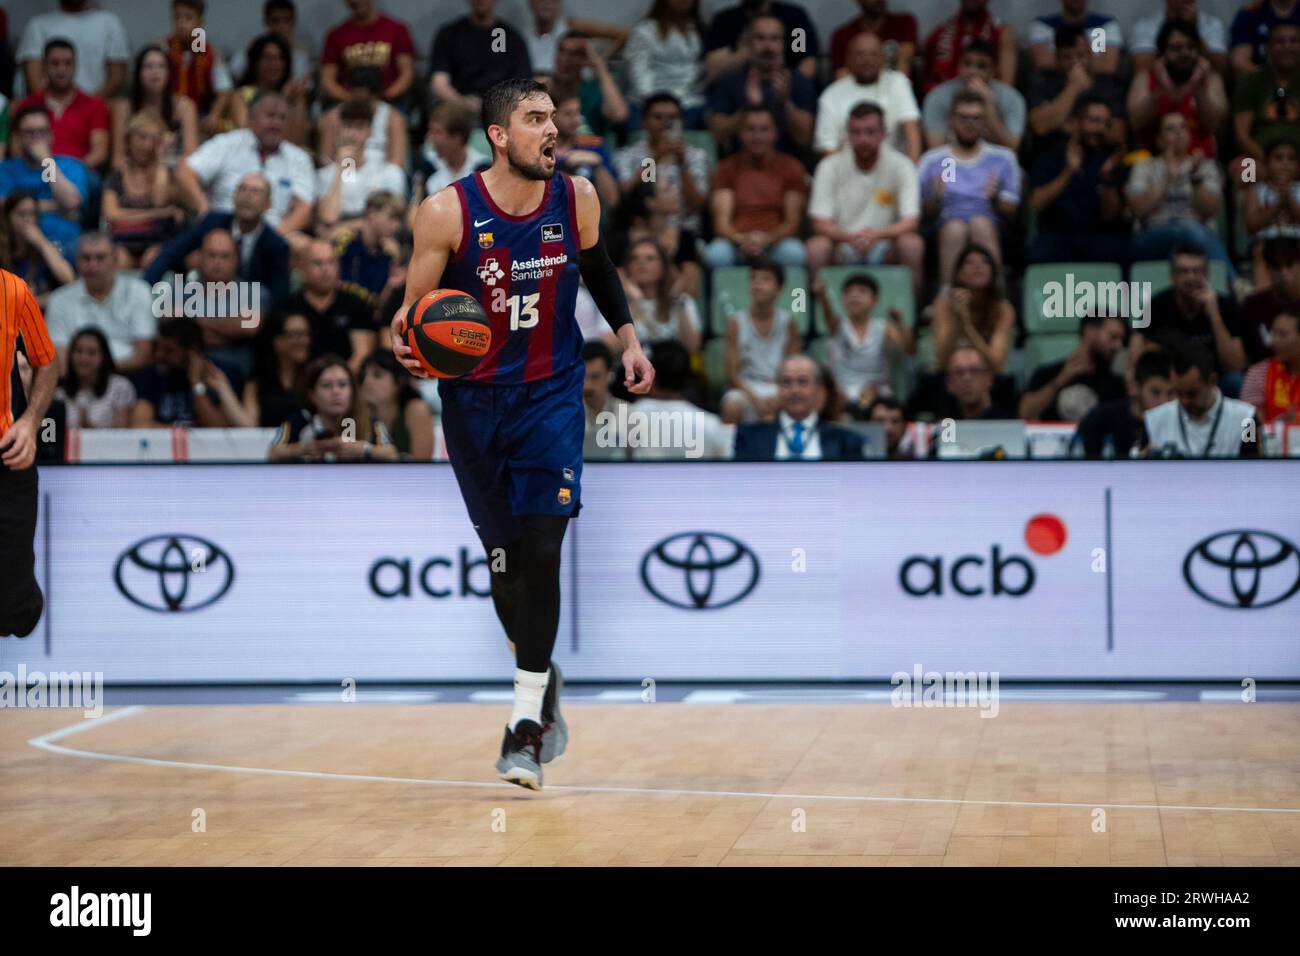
[3, 702, 1299, 866]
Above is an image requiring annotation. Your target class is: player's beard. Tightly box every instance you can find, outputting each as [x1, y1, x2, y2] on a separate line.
[506, 139, 555, 181]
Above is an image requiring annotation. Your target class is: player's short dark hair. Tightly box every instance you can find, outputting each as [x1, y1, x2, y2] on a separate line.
[482, 78, 552, 137]
[648, 339, 691, 393]
[1263, 236, 1300, 270]
[158, 316, 205, 352]
[642, 91, 682, 115]
[962, 39, 997, 62]
[1054, 24, 1086, 49]
[582, 340, 613, 370]
[1134, 348, 1173, 385]
[1170, 341, 1216, 379]
[841, 272, 878, 296]
[750, 257, 784, 288]
[1170, 240, 1207, 263]
[1157, 18, 1200, 54]
[43, 38, 76, 60]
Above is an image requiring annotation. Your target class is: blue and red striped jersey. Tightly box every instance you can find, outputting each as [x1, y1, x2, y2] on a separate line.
[442, 171, 583, 384]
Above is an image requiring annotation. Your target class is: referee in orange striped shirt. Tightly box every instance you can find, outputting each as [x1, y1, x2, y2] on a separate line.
[1, 268, 58, 638]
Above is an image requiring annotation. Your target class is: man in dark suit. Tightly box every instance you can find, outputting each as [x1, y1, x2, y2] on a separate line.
[734, 354, 865, 460]
[144, 171, 290, 310]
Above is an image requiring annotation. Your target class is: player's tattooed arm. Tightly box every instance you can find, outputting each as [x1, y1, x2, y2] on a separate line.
[573, 175, 655, 395]
[391, 187, 462, 379]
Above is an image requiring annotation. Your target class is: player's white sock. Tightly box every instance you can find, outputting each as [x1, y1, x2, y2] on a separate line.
[509, 668, 549, 731]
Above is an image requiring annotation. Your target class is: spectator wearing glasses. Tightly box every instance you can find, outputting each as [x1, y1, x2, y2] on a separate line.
[918, 91, 1020, 287]
[922, 345, 1016, 422]
[0, 104, 88, 260]
[1144, 342, 1260, 457]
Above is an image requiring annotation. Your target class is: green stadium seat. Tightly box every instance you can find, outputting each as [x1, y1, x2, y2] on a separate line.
[1022, 263, 1125, 335]
[469, 128, 491, 161]
[1023, 333, 1079, 375]
[1129, 258, 1230, 297]
[702, 335, 728, 395]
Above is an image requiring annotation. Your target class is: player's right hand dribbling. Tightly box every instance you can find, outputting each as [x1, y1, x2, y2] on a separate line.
[390, 304, 432, 379]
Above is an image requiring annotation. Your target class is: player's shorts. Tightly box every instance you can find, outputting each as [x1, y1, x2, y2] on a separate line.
[438, 359, 584, 546]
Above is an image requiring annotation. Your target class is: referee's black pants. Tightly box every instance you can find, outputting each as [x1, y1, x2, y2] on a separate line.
[0, 462, 43, 637]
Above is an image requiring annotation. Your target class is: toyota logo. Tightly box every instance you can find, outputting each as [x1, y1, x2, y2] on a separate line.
[114, 534, 235, 612]
[640, 532, 760, 610]
[1182, 530, 1300, 610]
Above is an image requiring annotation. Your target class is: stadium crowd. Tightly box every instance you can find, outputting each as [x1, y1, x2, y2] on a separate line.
[3, 0, 1299, 461]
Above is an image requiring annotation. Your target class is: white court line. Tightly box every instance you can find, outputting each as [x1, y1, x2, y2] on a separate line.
[27, 706, 1300, 816]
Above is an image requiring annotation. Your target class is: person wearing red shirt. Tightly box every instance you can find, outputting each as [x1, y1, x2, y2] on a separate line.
[830, 0, 918, 78]
[320, 0, 415, 105]
[1241, 311, 1300, 423]
[1127, 18, 1227, 159]
[17, 39, 109, 168]
[922, 0, 1017, 94]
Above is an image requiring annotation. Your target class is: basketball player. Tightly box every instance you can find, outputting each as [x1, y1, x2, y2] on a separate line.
[391, 79, 653, 790]
[0, 269, 58, 638]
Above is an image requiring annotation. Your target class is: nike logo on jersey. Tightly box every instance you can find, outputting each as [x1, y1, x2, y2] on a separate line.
[474, 217, 493, 227]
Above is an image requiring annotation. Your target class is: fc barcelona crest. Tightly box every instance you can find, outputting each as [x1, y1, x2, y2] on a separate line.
[478, 232, 494, 249]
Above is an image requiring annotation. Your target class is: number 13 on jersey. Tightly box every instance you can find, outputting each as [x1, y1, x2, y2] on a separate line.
[491, 290, 540, 331]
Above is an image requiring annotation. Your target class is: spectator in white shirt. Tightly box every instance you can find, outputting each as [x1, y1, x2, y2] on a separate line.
[16, 0, 130, 100]
[1145, 342, 1261, 457]
[44, 232, 157, 374]
[806, 102, 923, 299]
[814, 32, 920, 161]
[522, 0, 626, 73]
[176, 91, 315, 243]
[1131, 0, 1228, 73]
[620, 238, 702, 355]
[408, 102, 489, 231]
[625, 0, 707, 124]
[582, 340, 630, 460]
[721, 259, 800, 424]
[316, 99, 408, 229]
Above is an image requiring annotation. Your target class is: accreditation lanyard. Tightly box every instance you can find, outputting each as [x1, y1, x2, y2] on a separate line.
[1177, 394, 1226, 458]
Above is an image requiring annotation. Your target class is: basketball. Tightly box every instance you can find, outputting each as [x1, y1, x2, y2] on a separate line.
[405, 289, 492, 378]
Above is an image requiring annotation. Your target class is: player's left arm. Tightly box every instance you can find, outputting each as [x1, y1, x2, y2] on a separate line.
[573, 175, 654, 394]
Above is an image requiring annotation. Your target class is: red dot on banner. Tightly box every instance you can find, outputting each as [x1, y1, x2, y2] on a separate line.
[1025, 514, 1067, 555]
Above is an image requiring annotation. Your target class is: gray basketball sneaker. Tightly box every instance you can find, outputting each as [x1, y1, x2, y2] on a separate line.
[540, 662, 568, 764]
[496, 719, 544, 790]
